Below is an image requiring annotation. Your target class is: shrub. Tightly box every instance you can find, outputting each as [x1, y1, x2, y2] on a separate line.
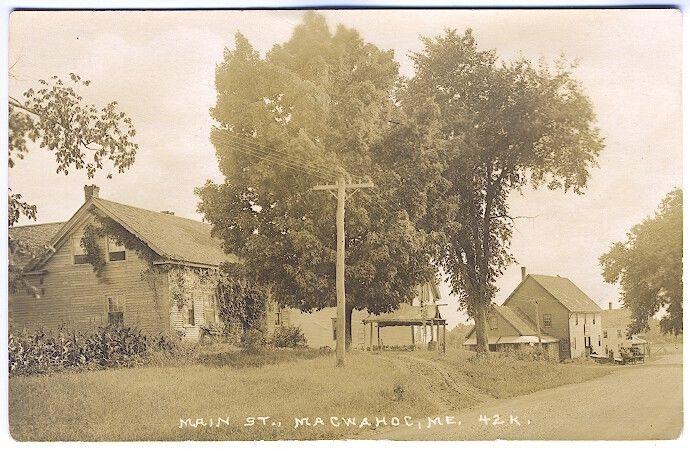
[8, 324, 179, 376]
[240, 329, 266, 353]
[199, 323, 226, 343]
[270, 325, 307, 348]
[506, 346, 555, 362]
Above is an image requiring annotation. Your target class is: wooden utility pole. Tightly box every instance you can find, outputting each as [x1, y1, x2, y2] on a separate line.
[313, 174, 374, 366]
[534, 300, 543, 349]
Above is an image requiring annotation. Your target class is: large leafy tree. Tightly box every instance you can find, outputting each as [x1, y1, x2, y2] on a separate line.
[8, 73, 138, 227]
[402, 29, 604, 354]
[197, 13, 434, 345]
[600, 189, 682, 336]
[8, 73, 138, 286]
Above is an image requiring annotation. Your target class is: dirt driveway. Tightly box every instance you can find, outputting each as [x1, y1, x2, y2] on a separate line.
[372, 353, 683, 440]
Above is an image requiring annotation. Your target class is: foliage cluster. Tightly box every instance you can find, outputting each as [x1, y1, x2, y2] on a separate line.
[239, 329, 267, 353]
[216, 263, 269, 335]
[198, 13, 603, 354]
[81, 215, 160, 278]
[8, 323, 179, 376]
[196, 12, 436, 344]
[270, 325, 307, 348]
[404, 29, 603, 352]
[600, 189, 683, 335]
[8, 73, 138, 227]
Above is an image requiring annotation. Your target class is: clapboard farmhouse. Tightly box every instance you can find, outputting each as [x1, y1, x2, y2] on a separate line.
[9, 185, 445, 345]
[9, 185, 235, 341]
[464, 268, 604, 360]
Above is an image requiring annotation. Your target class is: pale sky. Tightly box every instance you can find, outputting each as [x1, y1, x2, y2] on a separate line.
[8, 9, 682, 327]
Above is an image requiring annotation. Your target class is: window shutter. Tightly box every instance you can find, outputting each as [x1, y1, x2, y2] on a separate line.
[204, 307, 215, 325]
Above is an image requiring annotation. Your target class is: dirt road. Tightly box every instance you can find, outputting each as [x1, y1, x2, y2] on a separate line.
[372, 353, 683, 440]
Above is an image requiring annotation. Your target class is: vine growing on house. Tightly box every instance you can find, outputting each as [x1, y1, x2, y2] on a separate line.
[81, 215, 159, 277]
[81, 216, 164, 315]
[216, 263, 268, 335]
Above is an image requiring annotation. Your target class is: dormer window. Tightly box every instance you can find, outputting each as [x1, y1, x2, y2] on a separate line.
[108, 237, 126, 261]
[73, 236, 89, 264]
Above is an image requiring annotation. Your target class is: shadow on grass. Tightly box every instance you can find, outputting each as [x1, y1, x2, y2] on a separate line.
[196, 347, 332, 369]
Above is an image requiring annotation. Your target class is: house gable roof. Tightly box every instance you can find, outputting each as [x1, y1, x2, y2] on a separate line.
[528, 274, 602, 313]
[504, 274, 602, 313]
[494, 305, 538, 335]
[93, 198, 236, 267]
[464, 304, 538, 339]
[9, 222, 66, 268]
[601, 308, 633, 330]
[28, 197, 237, 270]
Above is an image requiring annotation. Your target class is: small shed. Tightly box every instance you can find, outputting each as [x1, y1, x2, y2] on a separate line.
[363, 303, 447, 352]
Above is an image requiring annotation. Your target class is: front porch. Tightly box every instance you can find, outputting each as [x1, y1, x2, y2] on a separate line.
[362, 303, 447, 353]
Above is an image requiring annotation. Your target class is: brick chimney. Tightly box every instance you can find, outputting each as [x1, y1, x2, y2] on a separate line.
[521, 266, 527, 281]
[609, 302, 613, 310]
[84, 185, 100, 201]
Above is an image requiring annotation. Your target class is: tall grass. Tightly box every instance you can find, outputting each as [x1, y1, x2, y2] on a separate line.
[9, 348, 614, 441]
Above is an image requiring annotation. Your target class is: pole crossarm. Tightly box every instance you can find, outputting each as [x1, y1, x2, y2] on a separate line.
[312, 181, 375, 191]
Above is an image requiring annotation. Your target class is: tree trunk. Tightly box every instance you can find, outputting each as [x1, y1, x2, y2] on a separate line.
[345, 304, 354, 349]
[474, 305, 490, 355]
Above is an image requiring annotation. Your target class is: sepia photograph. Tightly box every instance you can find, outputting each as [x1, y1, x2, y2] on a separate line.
[2, 3, 684, 443]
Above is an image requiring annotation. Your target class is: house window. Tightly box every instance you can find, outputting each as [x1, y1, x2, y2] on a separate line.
[489, 316, 498, 330]
[107, 297, 123, 325]
[73, 236, 89, 264]
[593, 315, 596, 324]
[187, 302, 195, 326]
[573, 337, 577, 349]
[275, 310, 282, 326]
[617, 329, 622, 338]
[603, 330, 608, 339]
[543, 314, 552, 328]
[332, 318, 337, 340]
[107, 237, 126, 261]
[575, 314, 579, 325]
[598, 335, 601, 347]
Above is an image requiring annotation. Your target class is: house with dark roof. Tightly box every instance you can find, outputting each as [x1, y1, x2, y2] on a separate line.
[464, 267, 604, 360]
[8, 185, 237, 341]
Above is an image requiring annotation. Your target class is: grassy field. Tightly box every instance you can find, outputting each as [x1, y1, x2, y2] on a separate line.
[9, 347, 615, 441]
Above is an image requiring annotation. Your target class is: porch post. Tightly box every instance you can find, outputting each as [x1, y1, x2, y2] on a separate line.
[369, 322, 373, 350]
[377, 323, 381, 349]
